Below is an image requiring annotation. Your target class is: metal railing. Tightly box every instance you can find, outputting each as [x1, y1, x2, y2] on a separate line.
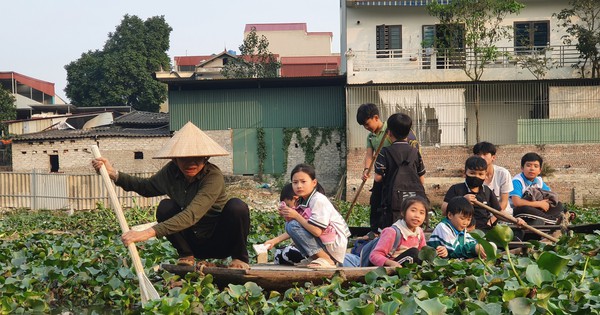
[350, 45, 581, 71]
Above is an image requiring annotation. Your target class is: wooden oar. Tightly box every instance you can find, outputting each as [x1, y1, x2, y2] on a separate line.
[344, 128, 388, 221]
[473, 200, 559, 243]
[91, 145, 160, 305]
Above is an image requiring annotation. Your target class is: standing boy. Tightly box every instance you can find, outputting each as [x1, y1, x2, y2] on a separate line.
[473, 141, 514, 215]
[442, 156, 502, 231]
[510, 152, 566, 225]
[356, 103, 419, 235]
[428, 196, 487, 259]
[374, 113, 426, 228]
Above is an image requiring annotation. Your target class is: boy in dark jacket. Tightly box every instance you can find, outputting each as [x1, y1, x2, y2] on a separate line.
[374, 113, 426, 228]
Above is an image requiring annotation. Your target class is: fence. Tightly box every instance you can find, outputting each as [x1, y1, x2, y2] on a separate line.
[351, 45, 581, 72]
[346, 79, 600, 148]
[0, 170, 163, 210]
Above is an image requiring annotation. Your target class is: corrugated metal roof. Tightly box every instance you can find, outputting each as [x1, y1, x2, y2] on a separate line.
[13, 125, 171, 142]
[114, 111, 169, 127]
[349, 0, 449, 6]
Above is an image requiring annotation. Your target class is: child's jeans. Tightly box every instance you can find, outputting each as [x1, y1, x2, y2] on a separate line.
[285, 220, 327, 259]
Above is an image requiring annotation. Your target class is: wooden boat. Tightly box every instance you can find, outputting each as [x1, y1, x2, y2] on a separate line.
[161, 263, 396, 291]
[160, 223, 598, 290]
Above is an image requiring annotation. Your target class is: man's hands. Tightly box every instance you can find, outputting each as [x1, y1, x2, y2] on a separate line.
[121, 228, 156, 246]
[92, 157, 118, 181]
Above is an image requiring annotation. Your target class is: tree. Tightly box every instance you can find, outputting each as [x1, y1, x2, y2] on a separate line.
[65, 15, 172, 112]
[555, 0, 600, 78]
[427, 0, 524, 142]
[221, 27, 280, 79]
[0, 87, 16, 137]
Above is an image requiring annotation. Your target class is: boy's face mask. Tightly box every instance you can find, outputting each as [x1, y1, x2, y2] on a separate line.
[465, 175, 485, 188]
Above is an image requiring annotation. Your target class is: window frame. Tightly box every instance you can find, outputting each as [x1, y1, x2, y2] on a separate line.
[514, 20, 550, 53]
[376, 24, 403, 58]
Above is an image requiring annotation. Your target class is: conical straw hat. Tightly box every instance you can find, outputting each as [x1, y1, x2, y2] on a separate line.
[153, 121, 229, 159]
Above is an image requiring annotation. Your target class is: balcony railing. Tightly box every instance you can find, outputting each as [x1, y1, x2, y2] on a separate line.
[349, 45, 581, 72]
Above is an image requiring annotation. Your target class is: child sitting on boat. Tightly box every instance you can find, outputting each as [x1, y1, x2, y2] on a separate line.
[278, 164, 351, 269]
[510, 152, 569, 225]
[427, 196, 488, 259]
[264, 183, 332, 265]
[363, 195, 429, 267]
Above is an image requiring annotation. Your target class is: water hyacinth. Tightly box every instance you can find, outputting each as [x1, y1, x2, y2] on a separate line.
[1, 203, 599, 314]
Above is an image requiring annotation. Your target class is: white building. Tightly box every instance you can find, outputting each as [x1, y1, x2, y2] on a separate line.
[341, 0, 599, 147]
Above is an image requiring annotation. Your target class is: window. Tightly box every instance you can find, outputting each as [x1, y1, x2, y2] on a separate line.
[50, 155, 59, 172]
[134, 151, 144, 160]
[422, 24, 465, 69]
[178, 65, 195, 72]
[514, 21, 549, 52]
[376, 25, 402, 58]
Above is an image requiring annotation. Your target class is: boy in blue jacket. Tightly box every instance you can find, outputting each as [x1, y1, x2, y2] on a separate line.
[427, 196, 487, 259]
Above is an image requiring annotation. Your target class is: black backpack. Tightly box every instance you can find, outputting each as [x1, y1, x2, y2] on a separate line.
[379, 145, 427, 227]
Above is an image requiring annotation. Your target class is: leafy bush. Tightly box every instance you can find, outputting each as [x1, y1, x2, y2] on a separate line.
[1, 203, 599, 314]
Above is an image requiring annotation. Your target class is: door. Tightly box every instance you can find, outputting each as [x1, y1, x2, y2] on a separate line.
[233, 128, 285, 175]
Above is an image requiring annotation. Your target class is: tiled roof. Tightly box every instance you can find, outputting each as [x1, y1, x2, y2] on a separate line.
[13, 125, 171, 142]
[175, 55, 214, 66]
[114, 111, 169, 127]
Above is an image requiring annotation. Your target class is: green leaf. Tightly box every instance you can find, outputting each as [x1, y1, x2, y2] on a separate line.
[525, 264, 553, 287]
[108, 276, 123, 290]
[118, 267, 131, 278]
[482, 302, 502, 315]
[536, 252, 569, 276]
[338, 298, 361, 312]
[463, 275, 481, 291]
[485, 224, 513, 248]
[471, 233, 497, 261]
[379, 301, 400, 315]
[399, 298, 418, 314]
[353, 302, 375, 315]
[414, 297, 447, 315]
[418, 246, 437, 262]
[244, 282, 263, 297]
[364, 267, 387, 285]
[507, 297, 533, 315]
[228, 284, 245, 299]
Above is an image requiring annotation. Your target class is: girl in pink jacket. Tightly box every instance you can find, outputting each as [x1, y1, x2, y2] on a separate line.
[369, 196, 428, 267]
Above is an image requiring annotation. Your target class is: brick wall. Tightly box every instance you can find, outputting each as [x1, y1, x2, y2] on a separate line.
[204, 130, 233, 174]
[284, 128, 346, 194]
[347, 143, 600, 207]
[12, 137, 170, 173]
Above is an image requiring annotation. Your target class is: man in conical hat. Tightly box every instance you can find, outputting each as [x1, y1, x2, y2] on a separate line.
[92, 122, 250, 269]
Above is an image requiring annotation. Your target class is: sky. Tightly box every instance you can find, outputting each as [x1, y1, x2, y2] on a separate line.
[1, 0, 341, 102]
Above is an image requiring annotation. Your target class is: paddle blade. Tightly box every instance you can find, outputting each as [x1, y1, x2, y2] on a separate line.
[138, 271, 161, 305]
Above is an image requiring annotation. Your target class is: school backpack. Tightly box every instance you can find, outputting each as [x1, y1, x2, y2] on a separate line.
[359, 225, 402, 267]
[379, 144, 427, 226]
